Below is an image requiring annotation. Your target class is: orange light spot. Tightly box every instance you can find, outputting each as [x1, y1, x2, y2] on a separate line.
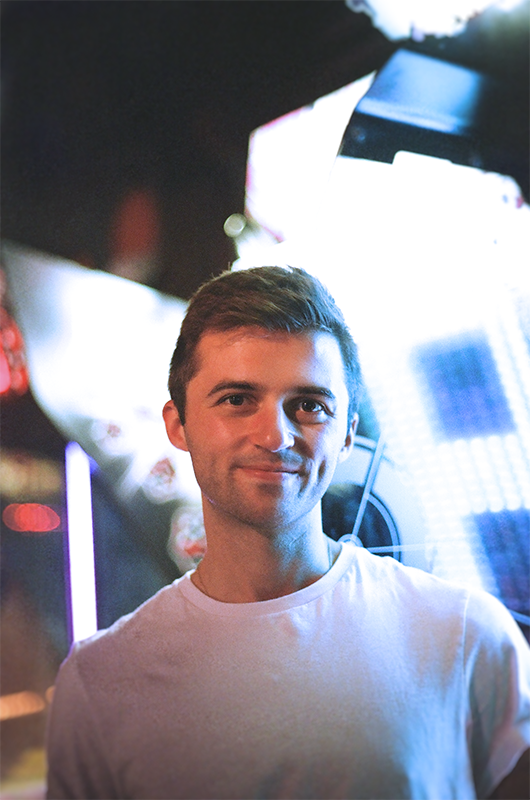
[0, 691, 46, 721]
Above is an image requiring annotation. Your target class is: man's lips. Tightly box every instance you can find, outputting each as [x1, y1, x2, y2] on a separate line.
[239, 466, 298, 473]
[235, 461, 302, 476]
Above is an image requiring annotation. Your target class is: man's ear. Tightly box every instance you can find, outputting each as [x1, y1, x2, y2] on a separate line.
[338, 413, 358, 464]
[163, 400, 189, 452]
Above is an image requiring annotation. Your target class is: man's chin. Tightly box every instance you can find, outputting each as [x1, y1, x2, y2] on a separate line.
[225, 500, 311, 537]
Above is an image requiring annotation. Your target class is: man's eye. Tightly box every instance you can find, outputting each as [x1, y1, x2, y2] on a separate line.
[300, 399, 322, 413]
[223, 394, 246, 406]
[297, 399, 330, 419]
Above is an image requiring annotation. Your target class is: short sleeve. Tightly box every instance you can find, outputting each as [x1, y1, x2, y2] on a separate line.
[46, 644, 119, 800]
[463, 589, 530, 799]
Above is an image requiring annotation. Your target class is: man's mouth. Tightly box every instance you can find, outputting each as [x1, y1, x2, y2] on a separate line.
[241, 465, 297, 473]
[236, 461, 302, 478]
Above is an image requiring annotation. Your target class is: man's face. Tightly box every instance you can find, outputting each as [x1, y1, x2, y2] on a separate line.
[164, 327, 355, 537]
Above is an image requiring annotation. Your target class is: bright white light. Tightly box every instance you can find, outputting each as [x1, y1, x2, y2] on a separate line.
[437, 443, 472, 516]
[245, 74, 375, 248]
[65, 442, 98, 642]
[496, 0, 526, 9]
[469, 438, 505, 512]
[504, 436, 530, 508]
[346, 1, 510, 40]
[486, 436, 523, 510]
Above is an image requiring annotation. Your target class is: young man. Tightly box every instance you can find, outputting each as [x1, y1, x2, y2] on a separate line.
[46, 266, 529, 799]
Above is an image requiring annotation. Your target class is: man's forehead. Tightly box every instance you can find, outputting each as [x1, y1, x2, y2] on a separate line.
[192, 327, 348, 389]
[195, 326, 338, 357]
[199, 325, 293, 345]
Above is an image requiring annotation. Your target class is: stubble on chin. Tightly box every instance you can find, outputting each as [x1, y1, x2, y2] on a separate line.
[205, 477, 324, 541]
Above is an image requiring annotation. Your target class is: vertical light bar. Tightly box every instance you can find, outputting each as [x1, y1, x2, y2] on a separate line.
[65, 441, 98, 641]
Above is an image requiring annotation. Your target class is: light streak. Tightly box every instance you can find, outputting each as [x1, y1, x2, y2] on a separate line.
[65, 442, 98, 641]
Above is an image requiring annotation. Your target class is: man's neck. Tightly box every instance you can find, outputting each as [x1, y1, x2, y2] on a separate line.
[191, 508, 340, 603]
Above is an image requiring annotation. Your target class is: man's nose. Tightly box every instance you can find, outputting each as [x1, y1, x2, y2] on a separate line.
[253, 403, 295, 452]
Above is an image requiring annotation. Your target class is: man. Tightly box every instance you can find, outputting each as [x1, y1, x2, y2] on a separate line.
[47, 266, 529, 799]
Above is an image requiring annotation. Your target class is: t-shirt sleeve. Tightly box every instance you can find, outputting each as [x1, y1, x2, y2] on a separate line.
[46, 643, 119, 800]
[464, 589, 530, 799]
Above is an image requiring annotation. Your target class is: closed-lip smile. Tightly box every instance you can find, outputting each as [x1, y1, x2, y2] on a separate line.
[237, 462, 301, 475]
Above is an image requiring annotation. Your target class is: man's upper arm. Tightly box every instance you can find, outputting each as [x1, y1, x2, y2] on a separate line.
[465, 592, 530, 799]
[487, 748, 529, 800]
[46, 647, 118, 799]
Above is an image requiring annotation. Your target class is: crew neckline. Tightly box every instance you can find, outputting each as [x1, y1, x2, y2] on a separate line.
[177, 541, 357, 617]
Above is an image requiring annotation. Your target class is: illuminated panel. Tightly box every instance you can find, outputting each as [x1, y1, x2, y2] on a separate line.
[469, 509, 530, 617]
[65, 441, 98, 641]
[354, 293, 530, 604]
[411, 333, 515, 440]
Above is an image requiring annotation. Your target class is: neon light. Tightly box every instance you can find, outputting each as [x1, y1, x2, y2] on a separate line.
[65, 442, 98, 641]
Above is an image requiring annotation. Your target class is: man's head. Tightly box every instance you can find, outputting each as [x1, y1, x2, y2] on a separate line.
[168, 266, 362, 427]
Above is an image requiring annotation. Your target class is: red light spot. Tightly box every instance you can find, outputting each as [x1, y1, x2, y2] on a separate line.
[2, 503, 61, 533]
[0, 307, 29, 398]
[110, 189, 160, 260]
[0, 348, 10, 393]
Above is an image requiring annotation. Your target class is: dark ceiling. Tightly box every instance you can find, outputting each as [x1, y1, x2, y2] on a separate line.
[2, 1, 528, 300]
[1, 1, 394, 298]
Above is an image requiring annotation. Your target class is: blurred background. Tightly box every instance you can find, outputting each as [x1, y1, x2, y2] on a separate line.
[1, 2, 529, 797]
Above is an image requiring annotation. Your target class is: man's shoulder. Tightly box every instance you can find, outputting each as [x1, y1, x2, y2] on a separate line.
[67, 575, 189, 670]
[350, 544, 471, 603]
[346, 548, 530, 690]
[349, 545, 523, 640]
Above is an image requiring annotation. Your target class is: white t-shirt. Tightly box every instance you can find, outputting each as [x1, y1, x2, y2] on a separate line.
[46, 543, 530, 800]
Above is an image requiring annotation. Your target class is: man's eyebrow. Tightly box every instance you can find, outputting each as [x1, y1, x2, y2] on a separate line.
[207, 381, 257, 398]
[295, 386, 336, 401]
[206, 382, 336, 401]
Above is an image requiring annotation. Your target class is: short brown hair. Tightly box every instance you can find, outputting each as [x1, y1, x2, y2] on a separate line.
[168, 266, 362, 426]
